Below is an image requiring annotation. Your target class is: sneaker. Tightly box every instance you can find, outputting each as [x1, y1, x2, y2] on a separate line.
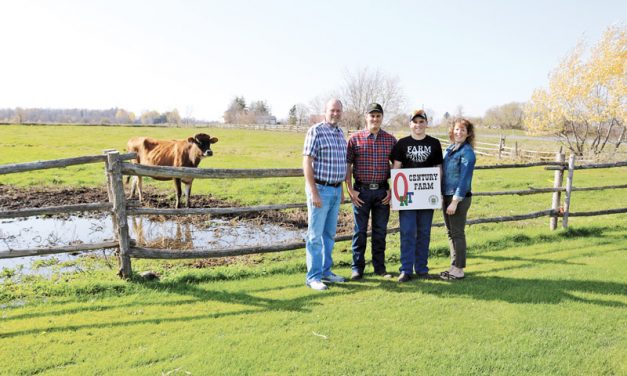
[450, 266, 465, 278]
[322, 273, 346, 283]
[306, 280, 328, 290]
[417, 272, 434, 280]
[440, 266, 465, 280]
[377, 271, 393, 279]
[439, 271, 465, 280]
[397, 272, 412, 283]
[350, 271, 363, 281]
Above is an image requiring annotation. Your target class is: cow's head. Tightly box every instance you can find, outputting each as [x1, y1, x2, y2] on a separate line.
[189, 133, 218, 157]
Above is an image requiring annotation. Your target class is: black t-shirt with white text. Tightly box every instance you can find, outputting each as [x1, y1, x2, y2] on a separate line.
[390, 135, 443, 168]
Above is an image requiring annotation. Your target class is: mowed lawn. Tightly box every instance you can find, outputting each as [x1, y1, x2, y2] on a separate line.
[1, 223, 625, 375]
[1, 125, 626, 375]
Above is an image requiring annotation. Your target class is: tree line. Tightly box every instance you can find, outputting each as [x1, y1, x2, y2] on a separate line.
[223, 97, 276, 125]
[226, 67, 527, 132]
[0, 108, 190, 126]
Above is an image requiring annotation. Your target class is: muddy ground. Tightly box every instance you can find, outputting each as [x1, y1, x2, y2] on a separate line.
[0, 184, 353, 234]
[1, 184, 357, 270]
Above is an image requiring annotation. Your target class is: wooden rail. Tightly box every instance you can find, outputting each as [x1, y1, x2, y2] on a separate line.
[0, 241, 119, 259]
[127, 203, 306, 216]
[0, 151, 625, 280]
[545, 161, 627, 170]
[0, 203, 111, 219]
[0, 153, 136, 175]
[122, 163, 303, 179]
[436, 135, 557, 161]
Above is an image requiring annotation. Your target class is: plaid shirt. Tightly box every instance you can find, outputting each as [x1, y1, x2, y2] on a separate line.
[347, 129, 397, 183]
[303, 122, 347, 183]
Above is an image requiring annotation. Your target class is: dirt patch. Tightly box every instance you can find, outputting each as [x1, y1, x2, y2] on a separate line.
[0, 184, 229, 211]
[0, 184, 111, 210]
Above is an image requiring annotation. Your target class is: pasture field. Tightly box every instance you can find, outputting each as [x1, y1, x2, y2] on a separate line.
[0, 124, 624, 209]
[0, 124, 626, 375]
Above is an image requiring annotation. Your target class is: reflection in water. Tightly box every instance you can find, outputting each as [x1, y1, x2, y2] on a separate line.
[132, 217, 194, 249]
[0, 214, 305, 273]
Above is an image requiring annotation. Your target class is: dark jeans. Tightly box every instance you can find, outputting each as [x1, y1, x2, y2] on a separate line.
[399, 209, 434, 274]
[351, 188, 390, 274]
[442, 195, 472, 268]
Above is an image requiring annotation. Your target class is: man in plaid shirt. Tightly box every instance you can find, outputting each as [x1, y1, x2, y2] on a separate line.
[345, 103, 397, 280]
[302, 98, 348, 290]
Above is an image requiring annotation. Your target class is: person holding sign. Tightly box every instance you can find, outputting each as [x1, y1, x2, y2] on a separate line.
[390, 109, 443, 282]
[302, 98, 348, 291]
[439, 118, 476, 280]
[345, 103, 397, 280]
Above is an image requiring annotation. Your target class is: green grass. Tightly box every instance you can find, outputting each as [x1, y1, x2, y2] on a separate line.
[1, 124, 626, 375]
[1, 224, 626, 375]
[2, 124, 625, 209]
[0, 125, 306, 204]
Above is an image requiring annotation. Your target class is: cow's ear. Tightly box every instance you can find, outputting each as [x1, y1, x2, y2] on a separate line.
[187, 137, 195, 143]
[210, 137, 219, 143]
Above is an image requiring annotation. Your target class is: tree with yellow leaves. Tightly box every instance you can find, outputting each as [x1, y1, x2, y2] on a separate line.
[525, 26, 626, 156]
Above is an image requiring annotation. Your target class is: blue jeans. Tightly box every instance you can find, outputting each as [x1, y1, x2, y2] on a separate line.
[305, 184, 342, 283]
[352, 188, 390, 274]
[399, 209, 434, 275]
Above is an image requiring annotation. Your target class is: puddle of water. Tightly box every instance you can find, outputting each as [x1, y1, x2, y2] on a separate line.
[0, 215, 305, 276]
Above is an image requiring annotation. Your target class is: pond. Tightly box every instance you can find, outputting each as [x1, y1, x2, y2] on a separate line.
[0, 214, 306, 276]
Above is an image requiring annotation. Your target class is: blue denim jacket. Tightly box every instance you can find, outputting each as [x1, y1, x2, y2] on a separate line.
[442, 142, 476, 201]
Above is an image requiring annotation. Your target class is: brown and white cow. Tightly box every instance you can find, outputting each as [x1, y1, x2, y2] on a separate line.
[126, 133, 218, 208]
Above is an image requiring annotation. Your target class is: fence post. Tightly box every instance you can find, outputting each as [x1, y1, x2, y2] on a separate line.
[498, 135, 505, 159]
[550, 152, 566, 230]
[514, 141, 519, 159]
[103, 149, 119, 230]
[106, 151, 132, 279]
[562, 154, 576, 229]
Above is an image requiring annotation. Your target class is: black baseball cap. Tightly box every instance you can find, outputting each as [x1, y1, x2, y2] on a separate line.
[410, 109, 428, 121]
[366, 103, 383, 114]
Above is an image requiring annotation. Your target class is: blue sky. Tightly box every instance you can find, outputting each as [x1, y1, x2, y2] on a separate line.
[1, 0, 625, 122]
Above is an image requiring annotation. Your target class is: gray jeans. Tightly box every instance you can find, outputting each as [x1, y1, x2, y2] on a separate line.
[442, 195, 472, 268]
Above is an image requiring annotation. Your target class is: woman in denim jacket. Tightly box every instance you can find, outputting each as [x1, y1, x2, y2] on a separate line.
[440, 118, 476, 280]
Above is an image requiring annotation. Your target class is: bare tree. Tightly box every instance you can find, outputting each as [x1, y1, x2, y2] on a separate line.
[294, 103, 310, 126]
[455, 105, 464, 118]
[183, 106, 194, 126]
[140, 110, 160, 125]
[425, 108, 437, 125]
[165, 109, 181, 125]
[14, 107, 26, 124]
[338, 67, 406, 129]
[483, 102, 525, 130]
[308, 93, 331, 116]
[115, 109, 135, 124]
[249, 100, 271, 116]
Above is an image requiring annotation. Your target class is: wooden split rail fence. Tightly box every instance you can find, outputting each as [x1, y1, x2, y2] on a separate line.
[0, 151, 626, 279]
[436, 135, 557, 161]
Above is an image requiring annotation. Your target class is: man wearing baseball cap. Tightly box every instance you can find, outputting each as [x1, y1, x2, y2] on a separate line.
[345, 103, 397, 280]
[390, 109, 443, 282]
